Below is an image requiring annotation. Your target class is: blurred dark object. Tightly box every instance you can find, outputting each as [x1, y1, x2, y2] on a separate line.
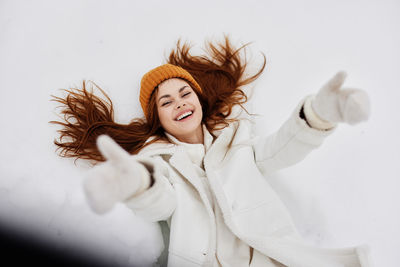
[0, 222, 114, 267]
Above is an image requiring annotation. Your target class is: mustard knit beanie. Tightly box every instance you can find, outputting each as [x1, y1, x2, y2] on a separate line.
[140, 64, 202, 117]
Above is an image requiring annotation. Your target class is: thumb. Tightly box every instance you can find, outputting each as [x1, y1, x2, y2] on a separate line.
[320, 71, 347, 94]
[97, 135, 130, 162]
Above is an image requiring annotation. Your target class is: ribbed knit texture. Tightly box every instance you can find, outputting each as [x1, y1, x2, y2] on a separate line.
[139, 64, 202, 117]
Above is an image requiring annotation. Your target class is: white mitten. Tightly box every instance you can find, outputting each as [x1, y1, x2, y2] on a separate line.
[310, 71, 370, 126]
[83, 135, 151, 214]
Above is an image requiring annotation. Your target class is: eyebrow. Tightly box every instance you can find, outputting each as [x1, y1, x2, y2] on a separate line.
[157, 85, 188, 103]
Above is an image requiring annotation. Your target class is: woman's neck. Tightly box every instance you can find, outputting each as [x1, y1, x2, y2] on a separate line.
[173, 126, 204, 144]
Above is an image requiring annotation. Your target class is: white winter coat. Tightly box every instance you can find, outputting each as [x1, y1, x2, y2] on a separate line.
[124, 96, 372, 267]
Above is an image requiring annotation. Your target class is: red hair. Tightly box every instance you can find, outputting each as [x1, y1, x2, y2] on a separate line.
[50, 36, 266, 163]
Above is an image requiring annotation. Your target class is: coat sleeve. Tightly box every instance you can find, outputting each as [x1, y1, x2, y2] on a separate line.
[253, 95, 337, 175]
[123, 155, 177, 222]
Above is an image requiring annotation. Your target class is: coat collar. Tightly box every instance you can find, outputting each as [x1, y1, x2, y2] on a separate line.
[138, 124, 214, 157]
[138, 104, 247, 158]
[138, 117, 252, 172]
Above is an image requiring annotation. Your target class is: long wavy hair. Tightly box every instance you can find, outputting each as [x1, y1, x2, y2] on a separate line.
[50, 36, 266, 163]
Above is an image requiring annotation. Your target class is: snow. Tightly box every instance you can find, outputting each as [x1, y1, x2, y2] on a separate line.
[0, 0, 399, 266]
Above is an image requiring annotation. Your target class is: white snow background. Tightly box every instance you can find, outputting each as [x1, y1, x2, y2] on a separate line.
[0, 0, 399, 266]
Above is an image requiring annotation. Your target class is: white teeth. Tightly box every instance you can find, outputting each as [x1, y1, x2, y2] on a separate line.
[177, 111, 193, 121]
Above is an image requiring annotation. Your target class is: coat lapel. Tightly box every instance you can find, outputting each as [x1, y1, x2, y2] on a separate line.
[169, 146, 204, 192]
[203, 124, 234, 170]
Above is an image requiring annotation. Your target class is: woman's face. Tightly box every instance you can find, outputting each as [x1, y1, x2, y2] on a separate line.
[156, 78, 203, 143]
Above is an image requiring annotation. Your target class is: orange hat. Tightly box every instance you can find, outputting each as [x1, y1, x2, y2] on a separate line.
[139, 64, 202, 117]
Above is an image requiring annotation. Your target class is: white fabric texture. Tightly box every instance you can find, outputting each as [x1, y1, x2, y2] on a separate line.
[165, 132, 279, 267]
[83, 135, 152, 214]
[121, 96, 372, 267]
[310, 72, 370, 125]
[303, 95, 338, 130]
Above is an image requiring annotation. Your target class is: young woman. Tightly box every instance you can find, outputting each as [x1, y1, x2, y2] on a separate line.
[52, 37, 372, 267]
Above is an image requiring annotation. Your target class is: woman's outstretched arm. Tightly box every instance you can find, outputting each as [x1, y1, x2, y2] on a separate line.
[83, 135, 176, 222]
[253, 71, 370, 175]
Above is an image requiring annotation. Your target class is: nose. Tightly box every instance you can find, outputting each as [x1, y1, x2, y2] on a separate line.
[176, 102, 186, 109]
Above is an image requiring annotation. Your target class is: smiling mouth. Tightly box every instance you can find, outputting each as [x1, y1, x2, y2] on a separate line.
[176, 111, 193, 121]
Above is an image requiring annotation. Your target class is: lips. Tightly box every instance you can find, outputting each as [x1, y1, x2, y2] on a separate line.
[175, 110, 194, 121]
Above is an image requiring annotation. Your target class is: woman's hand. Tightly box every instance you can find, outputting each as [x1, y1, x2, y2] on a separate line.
[311, 71, 370, 125]
[83, 135, 151, 214]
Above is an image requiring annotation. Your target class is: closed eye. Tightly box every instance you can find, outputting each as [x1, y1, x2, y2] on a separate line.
[182, 92, 191, 97]
[161, 100, 172, 106]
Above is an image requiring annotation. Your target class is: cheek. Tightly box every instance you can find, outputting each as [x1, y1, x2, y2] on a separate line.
[157, 107, 171, 127]
[194, 98, 203, 118]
